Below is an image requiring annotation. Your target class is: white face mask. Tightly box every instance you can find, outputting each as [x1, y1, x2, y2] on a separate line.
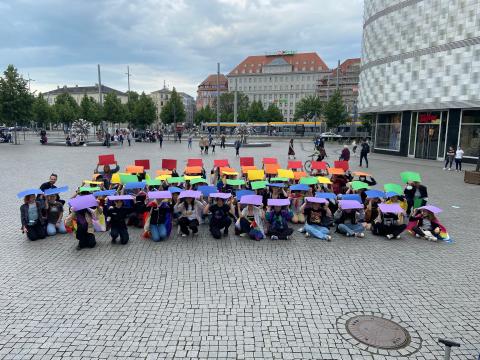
[406, 185, 413, 190]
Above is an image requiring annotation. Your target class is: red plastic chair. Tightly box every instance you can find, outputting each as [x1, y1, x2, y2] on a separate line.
[214, 159, 229, 168]
[311, 161, 328, 170]
[240, 157, 254, 166]
[262, 157, 278, 165]
[334, 160, 349, 171]
[187, 158, 203, 167]
[135, 159, 150, 170]
[162, 159, 177, 170]
[287, 160, 303, 169]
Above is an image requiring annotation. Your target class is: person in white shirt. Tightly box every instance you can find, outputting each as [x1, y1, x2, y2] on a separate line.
[454, 146, 464, 172]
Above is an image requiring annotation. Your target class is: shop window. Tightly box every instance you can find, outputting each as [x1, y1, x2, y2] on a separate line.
[459, 110, 480, 157]
[375, 113, 402, 151]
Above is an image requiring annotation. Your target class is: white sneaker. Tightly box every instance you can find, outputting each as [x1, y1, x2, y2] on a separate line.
[326, 235, 332, 241]
[239, 233, 247, 237]
[396, 235, 401, 239]
[386, 234, 393, 239]
[286, 235, 291, 240]
[448, 168, 452, 171]
[443, 167, 447, 170]
[298, 227, 305, 233]
[271, 235, 279, 240]
[355, 232, 365, 238]
[305, 232, 310, 238]
[181, 233, 187, 237]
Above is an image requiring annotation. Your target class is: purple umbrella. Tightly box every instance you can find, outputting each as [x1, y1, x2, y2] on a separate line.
[339, 199, 364, 210]
[68, 195, 98, 211]
[305, 197, 328, 204]
[179, 190, 201, 199]
[239, 195, 263, 206]
[209, 192, 232, 199]
[107, 195, 135, 201]
[418, 205, 443, 214]
[378, 203, 404, 214]
[267, 198, 290, 207]
[147, 191, 172, 199]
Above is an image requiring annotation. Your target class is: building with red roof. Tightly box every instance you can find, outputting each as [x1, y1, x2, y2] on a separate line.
[196, 74, 228, 110]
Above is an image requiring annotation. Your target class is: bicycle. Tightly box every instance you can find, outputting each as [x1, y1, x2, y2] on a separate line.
[304, 151, 330, 173]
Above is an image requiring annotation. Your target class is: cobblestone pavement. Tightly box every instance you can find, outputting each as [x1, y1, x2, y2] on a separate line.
[0, 139, 479, 359]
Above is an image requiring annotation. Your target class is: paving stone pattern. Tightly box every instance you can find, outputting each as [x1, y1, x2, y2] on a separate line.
[0, 139, 479, 359]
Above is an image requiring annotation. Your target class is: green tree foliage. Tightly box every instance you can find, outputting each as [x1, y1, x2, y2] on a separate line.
[0, 64, 34, 128]
[360, 113, 374, 133]
[125, 91, 139, 126]
[212, 92, 249, 122]
[160, 88, 185, 124]
[102, 92, 125, 124]
[194, 104, 216, 125]
[31, 93, 51, 129]
[265, 103, 284, 122]
[80, 94, 101, 126]
[323, 90, 349, 129]
[53, 92, 79, 127]
[247, 100, 265, 122]
[134, 92, 157, 129]
[294, 95, 323, 121]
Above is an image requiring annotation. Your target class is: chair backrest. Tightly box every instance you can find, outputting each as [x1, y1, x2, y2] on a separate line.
[334, 160, 349, 171]
[214, 159, 229, 168]
[263, 157, 278, 165]
[162, 159, 177, 170]
[287, 160, 303, 169]
[135, 159, 150, 170]
[240, 157, 254, 166]
[187, 158, 203, 167]
[311, 161, 328, 170]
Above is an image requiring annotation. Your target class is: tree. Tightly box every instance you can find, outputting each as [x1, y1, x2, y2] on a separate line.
[160, 87, 185, 125]
[212, 91, 249, 122]
[53, 92, 79, 128]
[247, 100, 265, 122]
[194, 105, 216, 125]
[0, 64, 34, 143]
[323, 90, 349, 129]
[134, 92, 156, 129]
[80, 94, 101, 126]
[265, 103, 283, 122]
[294, 95, 323, 121]
[125, 91, 139, 126]
[102, 92, 125, 125]
[360, 113, 374, 133]
[31, 93, 51, 129]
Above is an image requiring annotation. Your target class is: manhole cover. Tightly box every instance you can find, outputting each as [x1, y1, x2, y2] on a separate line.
[346, 315, 410, 350]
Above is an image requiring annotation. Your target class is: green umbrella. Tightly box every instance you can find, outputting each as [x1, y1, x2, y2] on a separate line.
[120, 174, 138, 184]
[299, 177, 318, 185]
[79, 186, 101, 193]
[146, 179, 162, 186]
[226, 179, 246, 186]
[251, 181, 268, 190]
[270, 177, 289, 182]
[384, 183, 403, 195]
[400, 171, 422, 183]
[351, 180, 370, 191]
[167, 176, 185, 184]
[190, 178, 208, 185]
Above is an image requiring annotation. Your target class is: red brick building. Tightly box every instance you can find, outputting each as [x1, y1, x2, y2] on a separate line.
[196, 74, 228, 110]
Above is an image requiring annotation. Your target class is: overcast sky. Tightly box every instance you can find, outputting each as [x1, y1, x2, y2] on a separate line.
[0, 0, 363, 97]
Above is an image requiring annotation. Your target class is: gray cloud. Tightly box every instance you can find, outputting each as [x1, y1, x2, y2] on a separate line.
[0, 0, 363, 96]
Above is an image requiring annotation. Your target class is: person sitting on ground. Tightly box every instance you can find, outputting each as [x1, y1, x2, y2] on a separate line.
[406, 208, 449, 242]
[235, 203, 266, 241]
[300, 200, 332, 241]
[204, 197, 235, 239]
[290, 189, 306, 224]
[145, 198, 173, 242]
[265, 205, 294, 240]
[45, 194, 67, 236]
[334, 207, 365, 238]
[174, 196, 204, 237]
[20, 194, 47, 241]
[372, 208, 407, 239]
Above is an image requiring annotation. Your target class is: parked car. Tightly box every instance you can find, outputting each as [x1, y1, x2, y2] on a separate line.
[320, 131, 342, 139]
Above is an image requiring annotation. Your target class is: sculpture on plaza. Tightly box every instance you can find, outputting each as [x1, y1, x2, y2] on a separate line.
[233, 123, 253, 144]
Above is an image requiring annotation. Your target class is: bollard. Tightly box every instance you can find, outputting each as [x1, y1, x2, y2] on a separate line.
[438, 338, 460, 360]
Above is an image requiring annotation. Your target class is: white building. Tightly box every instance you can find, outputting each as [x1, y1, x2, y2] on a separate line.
[359, 0, 480, 162]
[43, 85, 128, 106]
[149, 88, 196, 125]
[227, 51, 330, 121]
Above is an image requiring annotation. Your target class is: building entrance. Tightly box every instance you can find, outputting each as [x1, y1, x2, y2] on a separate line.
[415, 124, 439, 160]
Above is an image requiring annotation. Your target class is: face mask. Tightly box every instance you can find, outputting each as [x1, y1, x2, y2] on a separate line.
[406, 185, 413, 190]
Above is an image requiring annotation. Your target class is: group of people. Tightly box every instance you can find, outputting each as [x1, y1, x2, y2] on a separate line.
[443, 145, 464, 172]
[18, 153, 450, 250]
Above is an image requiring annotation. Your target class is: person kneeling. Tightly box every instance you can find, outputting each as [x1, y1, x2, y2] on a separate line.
[146, 199, 173, 242]
[204, 197, 235, 239]
[45, 194, 67, 236]
[106, 200, 133, 245]
[266, 205, 294, 240]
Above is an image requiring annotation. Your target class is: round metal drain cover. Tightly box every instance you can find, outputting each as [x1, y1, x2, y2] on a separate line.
[346, 315, 410, 349]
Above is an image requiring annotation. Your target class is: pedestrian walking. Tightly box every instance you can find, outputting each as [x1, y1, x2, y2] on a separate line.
[443, 146, 455, 170]
[288, 138, 295, 159]
[359, 138, 370, 168]
[127, 132, 132, 146]
[158, 132, 163, 148]
[234, 138, 241, 157]
[119, 133, 124, 146]
[339, 145, 350, 161]
[455, 145, 464, 172]
[211, 137, 217, 154]
[204, 137, 209, 154]
[199, 136, 205, 154]
[352, 140, 357, 157]
[221, 134, 226, 149]
[188, 134, 193, 149]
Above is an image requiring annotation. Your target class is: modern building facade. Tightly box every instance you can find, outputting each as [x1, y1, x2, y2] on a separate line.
[196, 74, 228, 110]
[359, 0, 480, 162]
[227, 51, 330, 121]
[44, 85, 128, 106]
[317, 58, 360, 116]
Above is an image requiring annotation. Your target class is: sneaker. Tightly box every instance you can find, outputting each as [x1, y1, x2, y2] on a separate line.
[345, 233, 352, 237]
[271, 235, 279, 240]
[427, 235, 437, 242]
[286, 235, 291, 240]
[326, 235, 332, 241]
[443, 167, 447, 170]
[415, 234, 421, 238]
[239, 233, 247, 238]
[181, 233, 187, 237]
[448, 168, 452, 171]
[355, 232, 365, 238]
[386, 234, 393, 239]
[305, 232, 310, 238]
[298, 227, 305, 233]
[396, 235, 401, 239]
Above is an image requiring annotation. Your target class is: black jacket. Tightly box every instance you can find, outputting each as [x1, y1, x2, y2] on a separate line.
[404, 185, 428, 201]
[106, 206, 133, 228]
[20, 201, 46, 227]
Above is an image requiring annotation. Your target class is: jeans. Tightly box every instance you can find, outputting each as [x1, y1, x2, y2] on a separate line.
[455, 158, 462, 171]
[304, 223, 330, 240]
[360, 153, 368, 167]
[111, 226, 129, 244]
[47, 222, 67, 236]
[444, 157, 453, 168]
[150, 223, 167, 242]
[236, 218, 264, 240]
[337, 223, 364, 236]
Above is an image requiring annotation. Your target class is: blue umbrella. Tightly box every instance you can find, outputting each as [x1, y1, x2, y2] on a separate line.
[17, 188, 43, 199]
[44, 186, 69, 196]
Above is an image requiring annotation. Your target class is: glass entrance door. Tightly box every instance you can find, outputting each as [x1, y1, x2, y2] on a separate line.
[415, 124, 439, 159]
